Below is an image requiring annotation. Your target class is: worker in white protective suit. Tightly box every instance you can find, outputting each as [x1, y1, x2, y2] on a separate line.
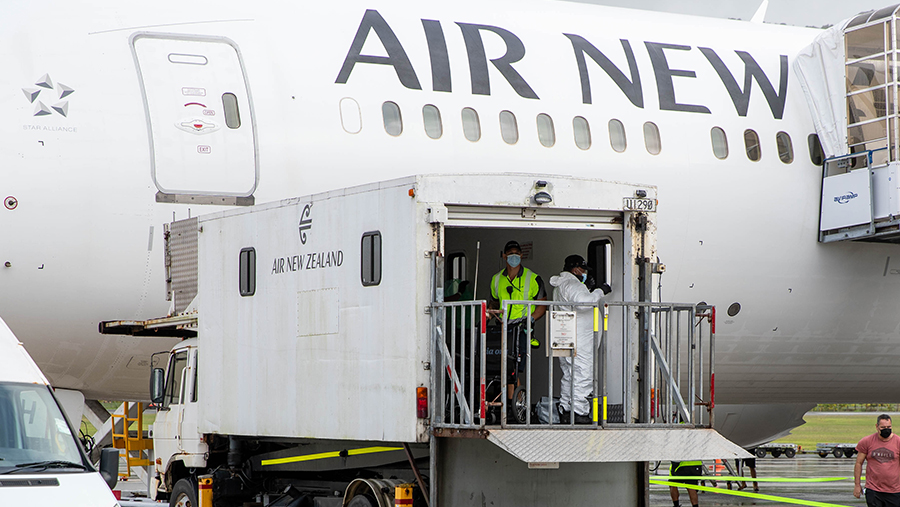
[548, 255, 612, 424]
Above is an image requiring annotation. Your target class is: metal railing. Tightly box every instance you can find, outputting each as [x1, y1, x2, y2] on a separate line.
[430, 299, 715, 431]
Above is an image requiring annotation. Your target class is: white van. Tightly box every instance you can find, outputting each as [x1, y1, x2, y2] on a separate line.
[0, 316, 120, 506]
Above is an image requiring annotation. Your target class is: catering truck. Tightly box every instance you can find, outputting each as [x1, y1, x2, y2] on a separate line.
[102, 174, 746, 507]
[0, 316, 120, 506]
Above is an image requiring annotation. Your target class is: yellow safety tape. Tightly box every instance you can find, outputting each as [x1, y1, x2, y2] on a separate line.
[650, 479, 853, 507]
[603, 314, 608, 332]
[592, 397, 598, 423]
[602, 396, 607, 421]
[261, 446, 404, 466]
[593, 308, 599, 332]
[653, 475, 857, 483]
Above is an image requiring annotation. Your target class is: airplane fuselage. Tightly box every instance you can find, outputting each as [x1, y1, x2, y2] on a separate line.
[1, 0, 896, 409]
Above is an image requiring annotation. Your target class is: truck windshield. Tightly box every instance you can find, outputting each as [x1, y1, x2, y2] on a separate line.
[0, 382, 85, 470]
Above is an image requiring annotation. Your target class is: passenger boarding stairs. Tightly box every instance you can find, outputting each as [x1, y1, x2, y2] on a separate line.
[820, 149, 900, 243]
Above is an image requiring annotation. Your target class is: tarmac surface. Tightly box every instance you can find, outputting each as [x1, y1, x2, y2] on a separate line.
[650, 454, 865, 506]
[114, 448, 867, 506]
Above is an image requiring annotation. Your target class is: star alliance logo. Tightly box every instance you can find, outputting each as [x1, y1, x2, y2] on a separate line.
[22, 74, 74, 117]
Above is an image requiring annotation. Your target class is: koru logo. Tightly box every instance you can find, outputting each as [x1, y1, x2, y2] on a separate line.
[22, 74, 75, 117]
[298, 204, 312, 244]
[834, 191, 858, 205]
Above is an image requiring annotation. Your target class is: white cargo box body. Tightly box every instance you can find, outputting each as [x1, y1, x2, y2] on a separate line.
[196, 174, 655, 443]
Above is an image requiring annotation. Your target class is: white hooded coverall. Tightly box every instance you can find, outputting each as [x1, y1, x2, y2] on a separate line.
[548, 271, 609, 416]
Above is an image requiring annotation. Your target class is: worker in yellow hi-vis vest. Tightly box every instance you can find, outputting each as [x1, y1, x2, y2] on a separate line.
[669, 460, 703, 507]
[488, 241, 547, 411]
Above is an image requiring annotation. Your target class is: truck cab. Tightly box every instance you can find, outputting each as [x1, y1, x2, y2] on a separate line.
[150, 338, 206, 501]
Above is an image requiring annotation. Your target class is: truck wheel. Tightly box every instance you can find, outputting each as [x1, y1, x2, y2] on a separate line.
[785, 448, 796, 458]
[845, 450, 856, 458]
[511, 386, 528, 424]
[170, 478, 198, 507]
[833, 449, 843, 458]
[771, 450, 782, 458]
[755, 449, 766, 459]
[347, 493, 378, 507]
[818, 452, 827, 458]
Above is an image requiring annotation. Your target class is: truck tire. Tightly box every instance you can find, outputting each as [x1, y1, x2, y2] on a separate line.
[347, 494, 378, 507]
[785, 448, 796, 458]
[755, 448, 766, 459]
[170, 478, 198, 507]
[833, 449, 843, 458]
[845, 450, 856, 458]
[771, 450, 782, 458]
[818, 452, 827, 458]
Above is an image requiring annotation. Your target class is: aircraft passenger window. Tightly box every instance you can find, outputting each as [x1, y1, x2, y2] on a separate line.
[808, 134, 825, 166]
[710, 127, 728, 159]
[744, 129, 761, 161]
[643, 122, 661, 155]
[500, 110, 518, 144]
[239, 247, 255, 297]
[340, 98, 362, 134]
[609, 119, 626, 152]
[222, 93, 241, 129]
[423, 105, 442, 139]
[537, 113, 555, 147]
[573, 116, 591, 150]
[462, 108, 481, 142]
[776, 132, 794, 164]
[382, 102, 402, 136]
[361, 231, 382, 286]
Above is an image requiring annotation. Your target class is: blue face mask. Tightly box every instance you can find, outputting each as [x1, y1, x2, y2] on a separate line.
[580, 272, 587, 283]
[506, 254, 521, 268]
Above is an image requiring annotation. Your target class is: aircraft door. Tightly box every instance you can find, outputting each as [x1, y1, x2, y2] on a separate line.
[131, 33, 258, 205]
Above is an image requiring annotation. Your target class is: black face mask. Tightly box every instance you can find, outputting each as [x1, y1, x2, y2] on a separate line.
[881, 428, 892, 439]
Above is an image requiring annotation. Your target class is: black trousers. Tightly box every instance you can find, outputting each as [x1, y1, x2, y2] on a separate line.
[866, 489, 900, 507]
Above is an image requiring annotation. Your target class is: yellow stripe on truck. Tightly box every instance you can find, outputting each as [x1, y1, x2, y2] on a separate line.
[261, 446, 404, 466]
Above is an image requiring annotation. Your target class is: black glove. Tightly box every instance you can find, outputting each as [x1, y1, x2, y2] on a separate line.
[585, 274, 597, 291]
[599, 283, 612, 295]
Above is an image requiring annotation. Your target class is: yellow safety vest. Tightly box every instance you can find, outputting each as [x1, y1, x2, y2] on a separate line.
[491, 267, 539, 321]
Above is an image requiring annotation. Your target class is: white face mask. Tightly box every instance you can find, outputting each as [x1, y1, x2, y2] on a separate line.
[506, 254, 521, 268]
[580, 272, 587, 283]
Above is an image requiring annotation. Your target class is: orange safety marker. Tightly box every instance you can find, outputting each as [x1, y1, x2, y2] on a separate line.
[395, 484, 414, 505]
[199, 476, 213, 507]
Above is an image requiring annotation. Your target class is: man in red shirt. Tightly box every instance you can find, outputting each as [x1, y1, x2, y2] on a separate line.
[855, 414, 900, 506]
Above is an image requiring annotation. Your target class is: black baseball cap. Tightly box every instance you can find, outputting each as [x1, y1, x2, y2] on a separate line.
[564, 254, 588, 271]
[504, 240, 521, 253]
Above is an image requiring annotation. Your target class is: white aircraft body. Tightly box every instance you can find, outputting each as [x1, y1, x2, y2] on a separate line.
[0, 0, 893, 445]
